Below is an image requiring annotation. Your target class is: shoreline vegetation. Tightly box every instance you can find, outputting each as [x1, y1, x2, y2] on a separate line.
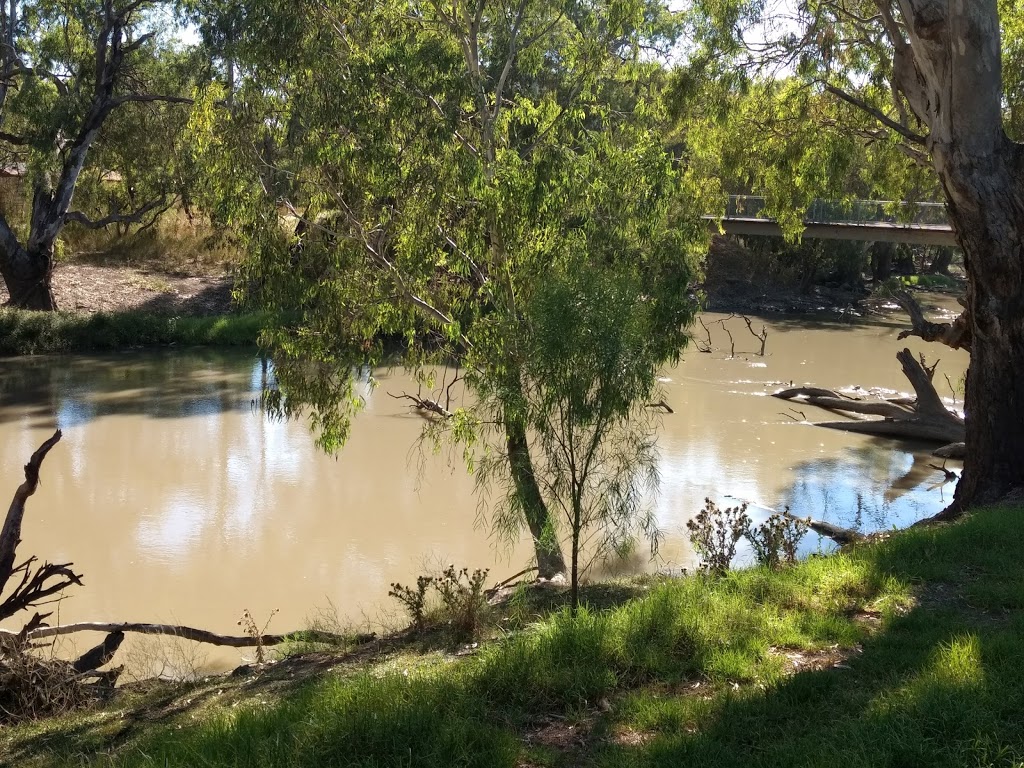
[0, 308, 266, 355]
[3, 503, 1022, 766]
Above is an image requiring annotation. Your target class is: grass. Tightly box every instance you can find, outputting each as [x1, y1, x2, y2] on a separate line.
[895, 273, 961, 291]
[62, 208, 244, 276]
[4, 506, 1024, 767]
[0, 309, 267, 354]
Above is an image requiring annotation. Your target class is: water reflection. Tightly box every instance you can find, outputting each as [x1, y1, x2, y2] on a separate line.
[0, 349, 253, 429]
[0, 308, 969, 671]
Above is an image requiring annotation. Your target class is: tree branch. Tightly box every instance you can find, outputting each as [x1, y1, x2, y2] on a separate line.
[108, 93, 194, 108]
[0, 622, 351, 649]
[0, 430, 62, 593]
[823, 82, 927, 144]
[891, 287, 971, 352]
[65, 195, 170, 230]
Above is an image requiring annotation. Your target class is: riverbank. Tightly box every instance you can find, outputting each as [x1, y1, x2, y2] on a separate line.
[0, 262, 263, 354]
[0, 309, 265, 355]
[4, 504, 1021, 767]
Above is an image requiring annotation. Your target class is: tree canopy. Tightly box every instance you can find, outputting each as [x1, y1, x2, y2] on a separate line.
[0, 0, 197, 309]
[199, 0, 704, 574]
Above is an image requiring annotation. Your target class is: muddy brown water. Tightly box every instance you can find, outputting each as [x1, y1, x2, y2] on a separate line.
[0, 304, 969, 676]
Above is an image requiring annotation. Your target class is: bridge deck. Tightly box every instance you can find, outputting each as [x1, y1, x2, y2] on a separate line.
[706, 197, 958, 247]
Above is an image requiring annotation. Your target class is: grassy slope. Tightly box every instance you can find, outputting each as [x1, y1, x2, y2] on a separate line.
[4, 506, 1023, 767]
[0, 309, 266, 354]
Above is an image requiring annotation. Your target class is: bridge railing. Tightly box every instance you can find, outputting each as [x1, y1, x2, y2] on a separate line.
[723, 195, 948, 226]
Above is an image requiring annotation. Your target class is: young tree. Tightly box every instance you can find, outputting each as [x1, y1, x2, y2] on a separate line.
[0, 0, 193, 310]
[223, 0, 703, 576]
[690, 1, 1024, 511]
[496, 267, 668, 611]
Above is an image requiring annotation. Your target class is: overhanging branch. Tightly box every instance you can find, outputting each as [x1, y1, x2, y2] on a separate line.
[823, 82, 927, 145]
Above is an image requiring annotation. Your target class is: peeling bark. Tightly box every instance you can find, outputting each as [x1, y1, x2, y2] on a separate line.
[882, 1, 1024, 511]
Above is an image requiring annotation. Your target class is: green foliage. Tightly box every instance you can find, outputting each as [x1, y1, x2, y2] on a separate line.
[389, 576, 434, 634]
[209, 0, 703, 575]
[435, 567, 491, 642]
[0, 2, 200, 239]
[0, 309, 264, 354]
[687, 500, 810, 574]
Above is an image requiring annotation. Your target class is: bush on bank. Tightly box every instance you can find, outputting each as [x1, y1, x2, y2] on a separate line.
[0, 309, 266, 355]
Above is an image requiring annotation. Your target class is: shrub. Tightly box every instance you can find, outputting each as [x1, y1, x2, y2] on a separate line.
[686, 498, 751, 576]
[388, 576, 434, 633]
[435, 566, 490, 642]
[389, 566, 491, 642]
[746, 511, 809, 569]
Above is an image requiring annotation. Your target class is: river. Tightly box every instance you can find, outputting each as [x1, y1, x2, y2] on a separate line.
[0, 305, 969, 676]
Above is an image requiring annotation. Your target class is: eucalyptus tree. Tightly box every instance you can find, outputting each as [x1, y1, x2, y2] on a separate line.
[221, 0, 704, 576]
[689, 1, 1024, 512]
[0, 0, 193, 310]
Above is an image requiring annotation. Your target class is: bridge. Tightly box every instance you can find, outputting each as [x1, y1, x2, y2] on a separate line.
[706, 196, 957, 246]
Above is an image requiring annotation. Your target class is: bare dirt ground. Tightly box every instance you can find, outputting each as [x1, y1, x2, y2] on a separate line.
[0, 263, 234, 315]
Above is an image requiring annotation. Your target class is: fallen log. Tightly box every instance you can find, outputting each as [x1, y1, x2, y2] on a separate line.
[0, 622, 352, 648]
[933, 442, 966, 459]
[774, 393, 913, 420]
[814, 418, 963, 443]
[773, 349, 964, 446]
[784, 511, 864, 546]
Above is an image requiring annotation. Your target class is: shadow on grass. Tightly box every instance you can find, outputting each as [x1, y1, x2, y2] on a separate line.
[598, 507, 1024, 768]
[9, 507, 1023, 768]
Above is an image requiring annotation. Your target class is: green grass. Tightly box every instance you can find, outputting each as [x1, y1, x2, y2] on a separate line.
[5, 506, 1024, 767]
[0, 309, 267, 354]
[894, 273, 961, 291]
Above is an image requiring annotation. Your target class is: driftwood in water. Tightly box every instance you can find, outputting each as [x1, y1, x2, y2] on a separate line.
[784, 511, 864, 547]
[892, 287, 971, 352]
[774, 349, 965, 445]
[934, 442, 966, 459]
[0, 622, 352, 649]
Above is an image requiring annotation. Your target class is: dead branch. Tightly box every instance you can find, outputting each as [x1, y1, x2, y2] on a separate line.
[695, 316, 713, 353]
[64, 195, 171, 230]
[891, 287, 971, 352]
[485, 566, 538, 598]
[741, 315, 768, 355]
[0, 430, 62, 587]
[645, 399, 674, 414]
[0, 622, 351, 649]
[773, 389, 913, 419]
[388, 391, 453, 419]
[71, 631, 125, 673]
[784, 510, 864, 546]
[0, 430, 84, 622]
[927, 463, 958, 482]
[772, 349, 964, 445]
